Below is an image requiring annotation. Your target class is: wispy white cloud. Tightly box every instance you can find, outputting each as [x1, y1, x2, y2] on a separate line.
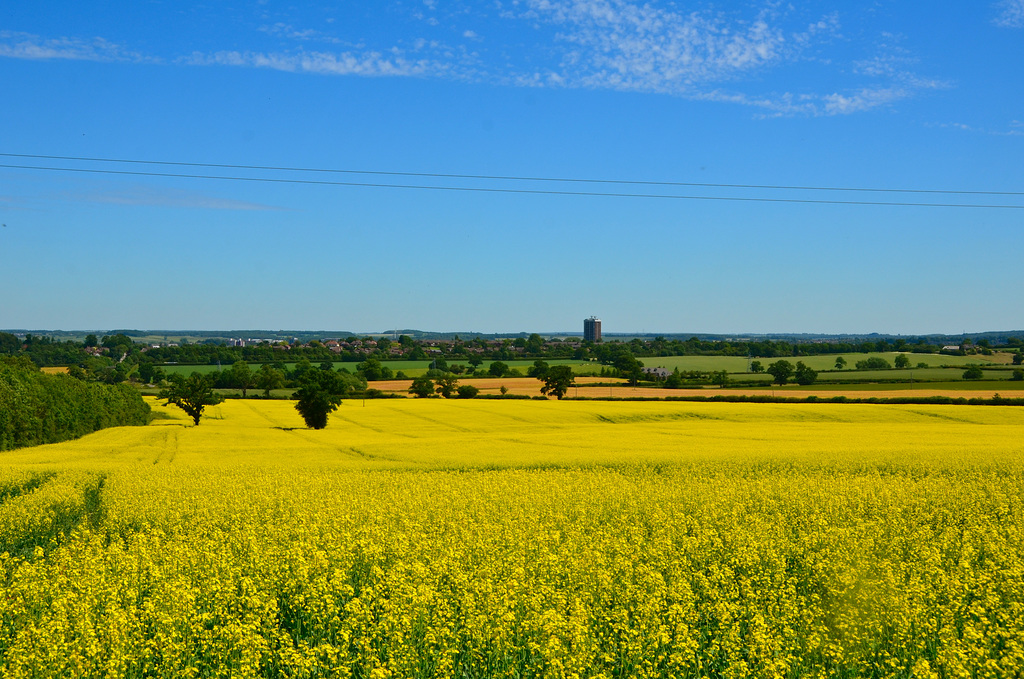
[513, 0, 801, 90]
[183, 49, 449, 78]
[497, 2, 940, 116]
[930, 120, 1024, 136]
[994, 0, 1024, 27]
[0, 3, 947, 117]
[0, 30, 154, 63]
[258, 22, 343, 44]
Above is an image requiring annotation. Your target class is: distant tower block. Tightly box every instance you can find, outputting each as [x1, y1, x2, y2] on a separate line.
[584, 316, 602, 342]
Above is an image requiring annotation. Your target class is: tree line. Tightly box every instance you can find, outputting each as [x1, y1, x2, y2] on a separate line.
[0, 357, 150, 451]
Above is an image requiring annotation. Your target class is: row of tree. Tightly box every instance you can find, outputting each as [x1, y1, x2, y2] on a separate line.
[12, 330, 1024, 373]
[0, 357, 150, 451]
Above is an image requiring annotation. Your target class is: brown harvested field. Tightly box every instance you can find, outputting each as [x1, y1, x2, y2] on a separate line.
[986, 351, 1022, 365]
[369, 377, 1021, 400]
[40, 366, 70, 374]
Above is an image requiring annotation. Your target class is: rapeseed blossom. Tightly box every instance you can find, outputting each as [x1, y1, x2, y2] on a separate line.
[0, 398, 1022, 677]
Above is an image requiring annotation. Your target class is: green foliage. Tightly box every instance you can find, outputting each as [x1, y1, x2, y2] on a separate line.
[794, 362, 818, 386]
[767, 360, 794, 385]
[457, 384, 479, 399]
[160, 373, 224, 425]
[434, 374, 459, 399]
[1013, 352, 1023, 366]
[357, 358, 393, 381]
[540, 365, 575, 399]
[962, 366, 984, 380]
[834, 356, 847, 370]
[0, 332, 21, 355]
[750, 360, 764, 373]
[1011, 370, 1024, 382]
[409, 375, 435, 398]
[527, 360, 550, 379]
[293, 370, 346, 429]
[609, 348, 644, 384]
[710, 370, 730, 387]
[856, 357, 892, 370]
[489, 361, 509, 377]
[894, 354, 910, 369]
[665, 368, 684, 389]
[256, 364, 285, 397]
[230, 361, 256, 398]
[0, 357, 150, 451]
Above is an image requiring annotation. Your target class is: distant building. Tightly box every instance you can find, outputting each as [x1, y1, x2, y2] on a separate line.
[584, 316, 602, 342]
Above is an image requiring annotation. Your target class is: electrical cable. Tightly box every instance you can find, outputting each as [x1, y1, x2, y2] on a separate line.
[2, 161, 1022, 209]
[2, 151, 1022, 197]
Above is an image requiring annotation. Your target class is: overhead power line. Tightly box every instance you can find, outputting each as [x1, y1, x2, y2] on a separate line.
[2, 151, 1022, 197]
[1, 156, 1022, 209]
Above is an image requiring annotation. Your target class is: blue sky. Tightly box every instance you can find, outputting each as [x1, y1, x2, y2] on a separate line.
[1, 1, 1022, 334]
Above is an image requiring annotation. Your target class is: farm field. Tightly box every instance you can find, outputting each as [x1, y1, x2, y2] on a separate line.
[641, 352, 1003, 373]
[358, 376, 1024, 400]
[2, 398, 1024, 677]
[157, 353, 1011, 384]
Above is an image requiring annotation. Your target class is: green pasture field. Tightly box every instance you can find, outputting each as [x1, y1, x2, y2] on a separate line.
[155, 354, 1012, 383]
[642, 352, 998, 373]
[770, 380, 1024, 392]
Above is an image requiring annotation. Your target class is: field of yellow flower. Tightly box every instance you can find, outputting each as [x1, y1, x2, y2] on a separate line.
[1, 397, 1023, 678]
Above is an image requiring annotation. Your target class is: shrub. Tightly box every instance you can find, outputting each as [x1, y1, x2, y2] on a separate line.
[962, 366, 984, 380]
[0, 358, 149, 451]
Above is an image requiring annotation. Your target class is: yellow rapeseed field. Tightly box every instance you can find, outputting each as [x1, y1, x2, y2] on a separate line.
[1, 397, 1023, 677]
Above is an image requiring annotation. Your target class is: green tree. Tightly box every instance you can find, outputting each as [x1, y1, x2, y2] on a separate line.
[357, 357, 393, 381]
[434, 374, 459, 398]
[894, 354, 910, 369]
[664, 368, 683, 389]
[1013, 352, 1023, 366]
[256, 364, 285, 397]
[710, 370, 730, 387]
[540, 365, 575, 399]
[457, 384, 479, 398]
[855, 357, 892, 370]
[230, 360, 256, 398]
[794, 361, 818, 385]
[138, 362, 156, 384]
[1011, 369, 1023, 381]
[612, 351, 644, 385]
[527, 360, 550, 379]
[291, 359, 313, 381]
[294, 370, 344, 429]
[834, 356, 847, 370]
[767, 360, 794, 385]
[409, 375, 435, 398]
[489, 361, 509, 377]
[962, 365, 984, 380]
[526, 333, 544, 354]
[750, 360, 764, 373]
[160, 373, 223, 425]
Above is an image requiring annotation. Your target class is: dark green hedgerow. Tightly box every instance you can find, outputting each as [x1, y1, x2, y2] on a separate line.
[0, 357, 150, 451]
